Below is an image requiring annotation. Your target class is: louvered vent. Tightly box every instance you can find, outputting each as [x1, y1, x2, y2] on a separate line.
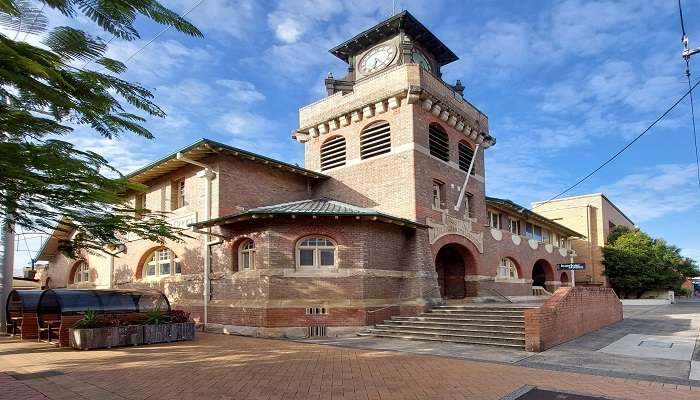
[458, 142, 475, 174]
[429, 124, 449, 162]
[320, 136, 346, 171]
[360, 121, 391, 159]
[308, 325, 327, 337]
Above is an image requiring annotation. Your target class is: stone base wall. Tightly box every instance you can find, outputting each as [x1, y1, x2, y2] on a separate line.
[524, 287, 622, 352]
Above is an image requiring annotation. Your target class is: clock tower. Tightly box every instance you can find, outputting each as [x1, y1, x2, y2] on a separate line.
[293, 11, 494, 253]
[323, 11, 462, 95]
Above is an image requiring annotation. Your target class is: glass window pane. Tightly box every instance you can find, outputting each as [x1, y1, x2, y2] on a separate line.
[174, 260, 181, 274]
[242, 253, 250, 269]
[299, 249, 314, 267]
[147, 263, 156, 276]
[320, 250, 334, 266]
[160, 262, 170, 275]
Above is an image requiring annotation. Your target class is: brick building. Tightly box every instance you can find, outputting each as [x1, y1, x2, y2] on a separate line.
[531, 193, 635, 286]
[36, 12, 585, 338]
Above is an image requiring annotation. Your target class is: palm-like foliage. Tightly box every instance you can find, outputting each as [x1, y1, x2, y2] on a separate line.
[0, 0, 202, 255]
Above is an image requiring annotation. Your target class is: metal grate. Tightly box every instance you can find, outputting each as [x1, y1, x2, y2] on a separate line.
[308, 325, 327, 337]
[458, 142, 475, 174]
[360, 121, 391, 159]
[305, 307, 328, 315]
[429, 124, 449, 162]
[320, 136, 347, 171]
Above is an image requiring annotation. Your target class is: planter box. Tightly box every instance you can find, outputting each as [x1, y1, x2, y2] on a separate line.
[70, 325, 143, 350]
[69, 322, 194, 350]
[143, 322, 195, 344]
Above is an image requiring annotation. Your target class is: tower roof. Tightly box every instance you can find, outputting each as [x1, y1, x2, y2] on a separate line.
[329, 10, 458, 66]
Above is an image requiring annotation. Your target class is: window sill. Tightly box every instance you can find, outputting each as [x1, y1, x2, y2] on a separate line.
[285, 268, 342, 277]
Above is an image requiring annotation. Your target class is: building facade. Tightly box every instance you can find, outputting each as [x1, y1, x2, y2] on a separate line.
[531, 193, 635, 286]
[36, 12, 583, 338]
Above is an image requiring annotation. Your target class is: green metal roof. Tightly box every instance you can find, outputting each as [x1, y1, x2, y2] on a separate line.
[485, 196, 584, 238]
[126, 138, 327, 183]
[191, 198, 426, 229]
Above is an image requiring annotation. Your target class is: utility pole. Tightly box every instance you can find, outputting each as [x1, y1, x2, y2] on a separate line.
[0, 214, 16, 334]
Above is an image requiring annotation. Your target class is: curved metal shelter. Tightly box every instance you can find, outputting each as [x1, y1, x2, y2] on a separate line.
[5, 289, 42, 320]
[37, 289, 170, 325]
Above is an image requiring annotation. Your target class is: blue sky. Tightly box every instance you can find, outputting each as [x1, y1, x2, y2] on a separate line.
[10, 0, 700, 273]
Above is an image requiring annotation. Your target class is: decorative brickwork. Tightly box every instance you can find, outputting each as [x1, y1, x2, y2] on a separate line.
[524, 287, 623, 352]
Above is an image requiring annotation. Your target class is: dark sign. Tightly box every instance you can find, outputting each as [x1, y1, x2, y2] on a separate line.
[557, 263, 586, 271]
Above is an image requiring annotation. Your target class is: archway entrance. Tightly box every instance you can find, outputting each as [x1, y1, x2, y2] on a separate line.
[532, 261, 547, 287]
[560, 272, 569, 286]
[435, 245, 466, 299]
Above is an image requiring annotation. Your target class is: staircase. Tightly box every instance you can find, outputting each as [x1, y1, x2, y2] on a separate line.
[359, 304, 538, 349]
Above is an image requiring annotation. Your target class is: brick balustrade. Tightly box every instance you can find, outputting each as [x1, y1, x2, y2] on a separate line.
[524, 286, 622, 352]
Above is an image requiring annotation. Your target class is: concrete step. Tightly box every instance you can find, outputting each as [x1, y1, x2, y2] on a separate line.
[391, 316, 525, 325]
[384, 319, 524, 331]
[432, 305, 537, 310]
[426, 311, 525, 320]
[359, 329, 525, 348]
[374, 324, 524, 338]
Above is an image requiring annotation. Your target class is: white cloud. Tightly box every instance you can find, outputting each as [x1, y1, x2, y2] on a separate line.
[214, 111, 271, 138]
[597, 164, 700, 222]
[68, 134, 152, 175]
[105, 39, 214, 81]
[216, 80, 265, 103]
[168, 0, 262, 39]
[273, 17, 304, 44]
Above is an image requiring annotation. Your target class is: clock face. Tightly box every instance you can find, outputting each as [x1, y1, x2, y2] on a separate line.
[411, 48, 432, 72]
[359, 44, 397, 74]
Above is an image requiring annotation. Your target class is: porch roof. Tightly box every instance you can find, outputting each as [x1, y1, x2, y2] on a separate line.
[191, 198, 426, 229]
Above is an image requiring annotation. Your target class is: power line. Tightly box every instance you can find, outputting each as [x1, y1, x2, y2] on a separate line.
[533, 79, 700, 211]
[96, 0, 206, 72]
[679, 0, 700, 188]
[685, 64, 700, 188]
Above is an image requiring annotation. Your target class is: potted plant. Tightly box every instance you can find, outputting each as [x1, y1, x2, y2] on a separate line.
[143, 309, 195, 344]
[69, 310, 144, 350]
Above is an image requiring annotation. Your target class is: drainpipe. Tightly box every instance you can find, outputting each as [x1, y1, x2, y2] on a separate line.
[454, 144, 481, 212]
[586, 205, 594, 284]
[176, 153, 215, 328]
[105, 243, 127, 289]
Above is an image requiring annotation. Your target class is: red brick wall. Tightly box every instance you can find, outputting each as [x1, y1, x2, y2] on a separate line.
[524, 287, 622, 352]
[20, 314, 39, 340]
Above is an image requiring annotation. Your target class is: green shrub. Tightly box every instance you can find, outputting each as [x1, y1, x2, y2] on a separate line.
[72, 309, 111, 329]
[145, 309, 168, 325]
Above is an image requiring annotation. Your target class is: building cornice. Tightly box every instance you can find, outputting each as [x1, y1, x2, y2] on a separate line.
[293, 64, 495, 149]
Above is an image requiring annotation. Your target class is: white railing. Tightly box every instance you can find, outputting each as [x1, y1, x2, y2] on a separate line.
[532, 286, 553, 296]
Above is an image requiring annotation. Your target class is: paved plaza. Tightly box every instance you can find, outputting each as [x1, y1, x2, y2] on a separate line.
[0, 330, 698, 400]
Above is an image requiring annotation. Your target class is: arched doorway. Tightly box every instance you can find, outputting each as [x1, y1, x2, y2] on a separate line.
[435, 245, 466, 299]
[560, 272, 569, 286]
[532, 261, 546, 287]
[532, 259, 553, 288]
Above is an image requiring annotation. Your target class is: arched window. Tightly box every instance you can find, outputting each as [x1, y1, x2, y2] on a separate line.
[239, 239, 256, 270]
[458, 141, 475, 174]
[360, 121, 391, 159]
[429, 123, 449, 162]
[73, 261, 90, 283]
[498, 258, 518, 279]
[297, 236, 337, 269]
[320, 136, 346, 171]
[143, 248, 181, 278]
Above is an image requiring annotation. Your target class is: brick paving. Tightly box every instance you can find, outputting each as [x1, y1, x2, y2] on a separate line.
[0, 372, 49, 400]
[0, 333, 697, 400]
